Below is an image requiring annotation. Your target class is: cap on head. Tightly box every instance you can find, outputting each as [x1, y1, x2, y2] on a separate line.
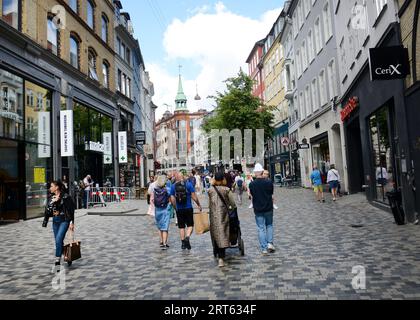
[253, 163, 264, 173]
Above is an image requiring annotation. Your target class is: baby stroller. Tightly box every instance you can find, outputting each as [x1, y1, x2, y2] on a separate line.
[229, 208, 245, 256]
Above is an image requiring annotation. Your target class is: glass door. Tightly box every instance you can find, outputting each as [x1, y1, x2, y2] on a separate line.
[0, 139, 20, 221]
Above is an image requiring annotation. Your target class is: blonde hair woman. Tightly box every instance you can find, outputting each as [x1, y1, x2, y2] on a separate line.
[152, 175, 171, 249]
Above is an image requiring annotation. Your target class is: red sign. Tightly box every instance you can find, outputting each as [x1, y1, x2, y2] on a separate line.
[341, 97, 359, 122]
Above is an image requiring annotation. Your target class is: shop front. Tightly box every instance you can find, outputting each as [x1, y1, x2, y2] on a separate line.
[342, 25, 416, 220]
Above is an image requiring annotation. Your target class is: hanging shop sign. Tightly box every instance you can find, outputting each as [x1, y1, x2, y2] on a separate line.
[299, 144, 310, 150]
[85, 141, 105, 153]
[38, 112, 51, 158]
[281, 137, 290, 146]
[369, 46, 410, 81]
[118, 131, 128, 164]
[103, 132, 112, 164]
[60, 110, 74, 157]
[341, 96, 359, 122]
[136, 131, 146, 145]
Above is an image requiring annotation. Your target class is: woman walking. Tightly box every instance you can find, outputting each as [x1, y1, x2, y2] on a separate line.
[208, 171, 237, 268]
[327, 164, 341, 201]
[153, 176, 171, 249]
[43, 180, 75, 269]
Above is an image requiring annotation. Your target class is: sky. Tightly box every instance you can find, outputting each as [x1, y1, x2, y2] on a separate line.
[121, 0, 285, 119]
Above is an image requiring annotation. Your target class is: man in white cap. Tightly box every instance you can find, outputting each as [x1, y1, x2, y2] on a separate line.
[249, 163, 275, 254]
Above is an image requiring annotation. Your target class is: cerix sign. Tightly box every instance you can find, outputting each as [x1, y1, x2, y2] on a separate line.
[341, 97, 359, 122]
[369, 46, 410, 81]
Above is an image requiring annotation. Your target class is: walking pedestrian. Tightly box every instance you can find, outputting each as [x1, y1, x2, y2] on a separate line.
[327, 164, 341, 201]
[147, 177, 157, 217]
[310, 166, 325, 203]
[170, 172, 202, 251]
[42, 180, 75, 270]
[234, 173, 245, 206]
[249, 163, 275, 255]
[153, 175, 171, 250]
[246, 173, 254, 209]
[208, 171, 236, 267]
[146, 176, 155, 205]
[82, 175, 93, 209]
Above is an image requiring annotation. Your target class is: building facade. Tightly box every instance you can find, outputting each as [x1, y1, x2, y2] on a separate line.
[0, 0, 153, 221]
[334, 0, 418, 222]
[287, 0, 345, 190]
[246, 39, 265, 101]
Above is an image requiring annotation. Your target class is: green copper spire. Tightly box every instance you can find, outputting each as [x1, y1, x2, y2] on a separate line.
[175, 65, 188, 112]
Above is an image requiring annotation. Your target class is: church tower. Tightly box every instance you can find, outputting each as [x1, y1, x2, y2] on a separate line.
[175, 66, 189, 113]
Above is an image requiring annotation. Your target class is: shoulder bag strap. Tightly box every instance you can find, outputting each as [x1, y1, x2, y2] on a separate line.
[213, 186, 230, 211]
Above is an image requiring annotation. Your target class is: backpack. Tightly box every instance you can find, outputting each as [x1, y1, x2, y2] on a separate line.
[154, 187, 169, 208]
[236, 178, 244, 189]
[79, 180, 86, 190]
[175, 182, 188, 205]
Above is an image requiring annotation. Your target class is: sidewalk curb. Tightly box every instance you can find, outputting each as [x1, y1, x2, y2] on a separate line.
[87, 209, 139, 216]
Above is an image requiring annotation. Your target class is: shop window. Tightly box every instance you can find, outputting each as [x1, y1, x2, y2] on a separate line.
[369, 105, 396, 203]
[2, 0, 20, 29]
[312, 136, 330, 184]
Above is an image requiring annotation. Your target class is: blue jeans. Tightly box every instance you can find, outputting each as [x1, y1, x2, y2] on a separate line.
[84, 190, 90, 209]
[52, 216, 70, 258]
[254, 211, 274, 251]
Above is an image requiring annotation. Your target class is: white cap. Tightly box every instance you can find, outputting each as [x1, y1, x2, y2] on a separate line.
[253, 163, 264, 173]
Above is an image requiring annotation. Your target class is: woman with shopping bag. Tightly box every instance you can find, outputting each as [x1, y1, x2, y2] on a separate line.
[208, 171, 237, 268]
[42, 180, 75, 270]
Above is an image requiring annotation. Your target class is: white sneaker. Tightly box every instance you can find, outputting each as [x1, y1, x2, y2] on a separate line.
[218, 258, 225, 267]
[273, 204, 278, 210]
[249, 203, 253, 209]
[262, 249, 268, 255]
[267, 243, 276, 253]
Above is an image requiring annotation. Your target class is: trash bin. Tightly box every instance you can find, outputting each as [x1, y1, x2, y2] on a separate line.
[386, 190, 405, 225]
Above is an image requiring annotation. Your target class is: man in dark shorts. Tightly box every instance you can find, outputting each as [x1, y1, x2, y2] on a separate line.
[170, 172, 202, 250]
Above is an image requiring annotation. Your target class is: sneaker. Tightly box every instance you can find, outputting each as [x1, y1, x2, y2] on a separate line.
[165, 244, 170, 248]
[267, 243, 276, 253]
[161, 245, 168, 251]
[185, 237, 192, 250]
[181, 240, 186, 250]
[273, 204, 279, 210]
[322, 199, 326, 203]
[218, 258, 225, 268]
[262, 249, 268, 255]
[160, 242, 165, 248]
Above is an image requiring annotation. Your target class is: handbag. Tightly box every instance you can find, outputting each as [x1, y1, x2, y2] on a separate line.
[63, 231, 81, 262]
[193, 211, 210, 235]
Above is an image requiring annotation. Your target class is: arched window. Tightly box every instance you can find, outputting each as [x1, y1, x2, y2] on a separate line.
[102, 60, 109, 89]
[87, 0, 95, 29]
[88, 48, 98, 81]
[101, 14, 108, 43]
[70, 34, 80, 69]
[47, 15, 59, 55]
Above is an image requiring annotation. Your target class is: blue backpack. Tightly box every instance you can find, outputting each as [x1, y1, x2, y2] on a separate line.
[237, 178, 244, 189]
[154, 187, 169, 208]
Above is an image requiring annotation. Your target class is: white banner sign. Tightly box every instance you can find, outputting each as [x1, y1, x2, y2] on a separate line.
[60, 110, 74, 157]
[118, 131, 128, 164]
[38, 112, 51, 158]
[103, 132, 112, 164]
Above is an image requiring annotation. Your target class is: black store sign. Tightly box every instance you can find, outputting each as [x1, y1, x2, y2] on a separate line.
[136, 131, 146, 145]
[369, 46, 410, 81]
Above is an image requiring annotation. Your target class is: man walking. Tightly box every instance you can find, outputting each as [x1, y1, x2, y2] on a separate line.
[234, 173, 245, 206]
[249, 163, 275, 255]
[170, 172, 202, 250]
[311, 166, 325, 203]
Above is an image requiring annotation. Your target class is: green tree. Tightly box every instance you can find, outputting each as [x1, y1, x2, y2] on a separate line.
[202, 69, 275, 158]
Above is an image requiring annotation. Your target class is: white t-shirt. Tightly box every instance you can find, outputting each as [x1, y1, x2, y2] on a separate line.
[83, 178, 93, 191]
[327, 169, 340, 183]
[376, 167, 388, 180]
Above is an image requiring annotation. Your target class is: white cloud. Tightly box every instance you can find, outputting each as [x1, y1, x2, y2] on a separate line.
[148, 2, 282, 120]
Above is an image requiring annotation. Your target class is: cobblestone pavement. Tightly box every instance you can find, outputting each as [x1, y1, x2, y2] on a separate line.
[0, 188, 419, 300]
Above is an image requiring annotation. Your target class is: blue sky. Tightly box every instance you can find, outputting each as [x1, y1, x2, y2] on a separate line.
[121, 0, 284, 117]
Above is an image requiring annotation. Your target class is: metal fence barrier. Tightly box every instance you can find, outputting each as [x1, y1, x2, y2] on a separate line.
[87, 187, 133, 207]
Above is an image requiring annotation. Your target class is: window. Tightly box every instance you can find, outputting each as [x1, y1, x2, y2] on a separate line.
[301, 41, 307, 71]
[126, 48, 131, 65]
[299, 91, 305, 120]
[2, 0, 19, 29]
[69, 0, 78, 13]
[70, 35, 79, 69]
[296, 50, 301, 77]
[327, 59, 337, 100]
[305, 85, 311, 117]
[293, 12, 298, 38]
[322, 2, 333, 43]
[121, 43, 126, 60]
[311, 78, 319, 111]
[117, 37, 121, 56]
[307, 30, 315, 63]
[319, 69, 327, 106]
[304, 0, 311, 17]
[101, 14, 108, 43]
[47, 16, 59, 55]
[87, 0, 94, 29]
[88, 49, 98, 81]
[314, 17, 323, 54]
[121, 74, 126, 95]
[102, 61, 109, 89]
[126, 77, 131, 98]
[298, 1, 303, 28]
[375, 0, 387, 16]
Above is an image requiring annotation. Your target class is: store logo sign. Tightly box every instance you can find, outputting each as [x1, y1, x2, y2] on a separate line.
[60, 110, 74, 157]
[119, 132, 128, 164]
[369, 46, 410, 81]
[85, 141, 105, 153]
[38, 112, 51, 158]
[103, 132, 112, 164]
[341, 97, 359, 122]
